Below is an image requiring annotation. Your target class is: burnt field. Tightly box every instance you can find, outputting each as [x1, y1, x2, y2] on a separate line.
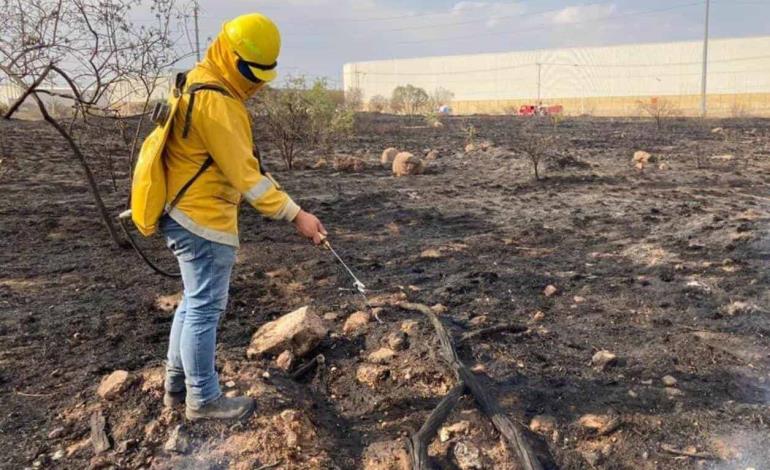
[1, 114, 770, 469]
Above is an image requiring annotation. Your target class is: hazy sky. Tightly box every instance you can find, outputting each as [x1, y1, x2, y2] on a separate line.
[154, 0, 770, 86]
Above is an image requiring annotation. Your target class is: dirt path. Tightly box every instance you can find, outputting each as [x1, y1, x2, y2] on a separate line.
[1, 115, 769, 469]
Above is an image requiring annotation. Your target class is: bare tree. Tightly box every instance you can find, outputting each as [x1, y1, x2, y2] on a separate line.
[367, 95, 388, 113]
[513, 126, 558, 181]
[253, 76, 354, 170]
[637, 97, 680, 131]
[1, 0, 191, 246]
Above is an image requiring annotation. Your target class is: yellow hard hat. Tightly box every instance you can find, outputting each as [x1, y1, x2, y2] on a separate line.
[223, 13, 281, 83]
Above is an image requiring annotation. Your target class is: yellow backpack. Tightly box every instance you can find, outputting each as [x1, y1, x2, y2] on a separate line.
[126, 73, 230, 236]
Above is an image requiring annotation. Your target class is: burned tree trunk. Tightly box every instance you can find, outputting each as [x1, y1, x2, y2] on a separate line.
[399, 302, 545, 470]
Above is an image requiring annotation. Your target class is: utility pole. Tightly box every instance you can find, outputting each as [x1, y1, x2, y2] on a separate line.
[700, 0, 710, 117]
[193, 0, 201, 62]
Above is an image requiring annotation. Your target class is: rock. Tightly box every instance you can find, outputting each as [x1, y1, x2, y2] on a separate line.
[140, 366, 164, 393]
[323, 312, 340, 321]
[431, 304, 448, 315]
[464, 143, 476, 153]
[711, 154, 735, 161]
[665, 387, 684, 398]
[276, 409, 317, 448]
[356, 364, 389, 388]
[724, 301, 755, 316]
[431, 120, 444, 129]
[469, 315, 488, 327]
[246, 306, 328, 359]
[591, 350, 618, 371]
[543, 285, 558, 297]
[163, 425, 190, 454]
[386, 331, 408, 351]
[578, 414, 610, 430]
[312, 158, 328, 169]
[66, 438, 90, 458]
[90, 411, 111, 454]
[453, 441, 484, 470]
[573, 296, 586, 304]
[425, 149, 440, 161]
[51, 449, 65, 461]
[116, 439, 136, 454]
[532, 311, 546, 322]
[392, 152, 424, 177]
[48, 427, 66, 439]
[362, 439, 411, 470]
[439, 420, 470, 442]
[368, 348, 396, 364]
[369, 291, 407, 307]
[711, 127, 724, 134]
[529, 415, 557, 435]
[276, 350, 295, 371]
[581, 449, 603, 466]
[97, 370, 133, 400]
[343, 311, 371, 335]
[154, 292, 182, 313]
[420, 248, 442, 259]
[662, 375, 678, 387]
[633, 151, 656, 170]
[401, 320, 419, 336]
[658, 162, 670, 171]
[333, 155, 366, 172]
[381, 147, 399, 167]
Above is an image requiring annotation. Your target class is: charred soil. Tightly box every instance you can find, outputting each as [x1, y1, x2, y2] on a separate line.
[1, 115, 769, 469]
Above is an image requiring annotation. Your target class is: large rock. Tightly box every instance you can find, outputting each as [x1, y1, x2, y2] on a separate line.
[381, 148, 399, 167]
[392, 152, 424, 177]
[246, 306, 328, 359]
[97, 370, 133, 400]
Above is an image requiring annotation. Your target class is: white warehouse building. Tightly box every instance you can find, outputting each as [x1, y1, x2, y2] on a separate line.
[343, 36, 770, 117]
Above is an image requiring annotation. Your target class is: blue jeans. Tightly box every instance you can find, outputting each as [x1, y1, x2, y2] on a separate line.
[160, 215, 236, 409]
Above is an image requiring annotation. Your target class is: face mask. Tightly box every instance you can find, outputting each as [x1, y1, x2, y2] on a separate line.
[237, 59, 264, 84]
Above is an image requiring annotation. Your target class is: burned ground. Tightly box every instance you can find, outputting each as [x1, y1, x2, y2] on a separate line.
[1, 114, 769, 469]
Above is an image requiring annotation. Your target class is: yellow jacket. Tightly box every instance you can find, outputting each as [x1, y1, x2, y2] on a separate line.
[164, 35, 299, 247]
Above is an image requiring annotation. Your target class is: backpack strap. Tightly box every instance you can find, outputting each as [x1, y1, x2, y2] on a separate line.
[167, 156, 214, 210]
[182, 83, 232, 138]
[168, 79, 233, 211]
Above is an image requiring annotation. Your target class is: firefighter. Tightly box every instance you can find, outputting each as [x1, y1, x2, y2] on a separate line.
[159, 13, 326, 421]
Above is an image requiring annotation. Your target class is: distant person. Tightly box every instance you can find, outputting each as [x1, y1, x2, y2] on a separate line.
[157, 13, 326, 421]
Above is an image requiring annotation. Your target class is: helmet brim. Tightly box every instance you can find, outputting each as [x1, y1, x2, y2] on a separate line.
[250, 67, 277, 83]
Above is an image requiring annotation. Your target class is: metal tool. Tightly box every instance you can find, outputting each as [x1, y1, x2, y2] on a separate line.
[320, 235, 382, 323]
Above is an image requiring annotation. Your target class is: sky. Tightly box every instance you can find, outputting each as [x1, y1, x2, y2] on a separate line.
[150, 0, 770, 87]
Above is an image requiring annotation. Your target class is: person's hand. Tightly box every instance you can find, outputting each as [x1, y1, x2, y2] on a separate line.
[292, 210, 327, 245]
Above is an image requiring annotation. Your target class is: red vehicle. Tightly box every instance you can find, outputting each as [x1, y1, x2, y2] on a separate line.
[518, 104, 563, 116]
